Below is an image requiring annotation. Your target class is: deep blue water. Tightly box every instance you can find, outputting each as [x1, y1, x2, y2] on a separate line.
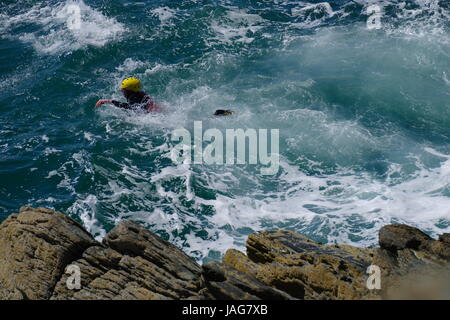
[1, 0, 449, 262]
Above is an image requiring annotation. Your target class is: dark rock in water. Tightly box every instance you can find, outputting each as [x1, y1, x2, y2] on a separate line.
[379, 224, 433, 252]
[439, 233, 450, 245]
[382, 224, 450, 261]
[0, 207, 448, 300]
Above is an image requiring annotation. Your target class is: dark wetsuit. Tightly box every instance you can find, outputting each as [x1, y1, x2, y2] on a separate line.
[112, 91, 160, 112]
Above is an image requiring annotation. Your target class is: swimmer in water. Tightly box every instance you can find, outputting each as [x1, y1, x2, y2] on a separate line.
[96, 77, 161, 112]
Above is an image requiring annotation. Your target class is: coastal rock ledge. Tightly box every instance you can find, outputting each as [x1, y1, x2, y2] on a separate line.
[0, 207, 449, 300]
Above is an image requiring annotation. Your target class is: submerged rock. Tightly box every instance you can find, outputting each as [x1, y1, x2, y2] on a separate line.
[0, 207, 448, 300]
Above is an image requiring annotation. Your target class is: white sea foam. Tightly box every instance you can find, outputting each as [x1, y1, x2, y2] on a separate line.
[91, 25, 450, 256]
[116, 58, 147, 73]
[360, 0, 449, 41]
[88, 117, 450, 261]
[105, 145, 450, 259]
[67, 194, 106, 241]
[291, 2, 335, 29]
[425, 147, 450, 159]
[0, 0, 125, 55]
[99, 75, 450, 253]
[443, 72, 450, 86]
[83, 132, 96, 143]
[209, 8, 265, 45]
[192, 156, 450, 254]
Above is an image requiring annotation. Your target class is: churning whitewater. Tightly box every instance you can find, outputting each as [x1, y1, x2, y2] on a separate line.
[0, 0, 449, 262]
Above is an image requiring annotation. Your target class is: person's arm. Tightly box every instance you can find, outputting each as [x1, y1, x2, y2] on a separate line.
[95, 99, 112, 107]
[95, 99, 131, 109]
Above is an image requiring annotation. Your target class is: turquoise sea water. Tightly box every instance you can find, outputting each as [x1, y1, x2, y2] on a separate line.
[0, 0, 449, 262]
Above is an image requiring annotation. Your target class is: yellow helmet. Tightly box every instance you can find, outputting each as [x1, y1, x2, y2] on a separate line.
[120, 77, 141, 92]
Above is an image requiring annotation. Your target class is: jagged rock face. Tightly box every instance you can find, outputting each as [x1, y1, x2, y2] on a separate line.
[378, 224, 450, 263]
[0, 207, 285, 300]
[0, 207, 204, 300]
[379, 224, 433, 252]
[374, 224, 449, 281]
[0, 207, 96, 299]
[104, 221, 201, 284]
[223, 226, 449, 300]
[224, 230, 377, 300]
[374, 224, 450, 299]
[51, 221, 202, 300]
[439, 233, 450, 245]
[0, 207, 448, 300]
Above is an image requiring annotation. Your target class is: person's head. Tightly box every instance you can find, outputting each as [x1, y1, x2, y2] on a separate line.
[120, 77, 141, 96]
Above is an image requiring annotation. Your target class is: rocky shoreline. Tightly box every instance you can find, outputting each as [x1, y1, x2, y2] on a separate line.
[0, 207, 448, 300]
